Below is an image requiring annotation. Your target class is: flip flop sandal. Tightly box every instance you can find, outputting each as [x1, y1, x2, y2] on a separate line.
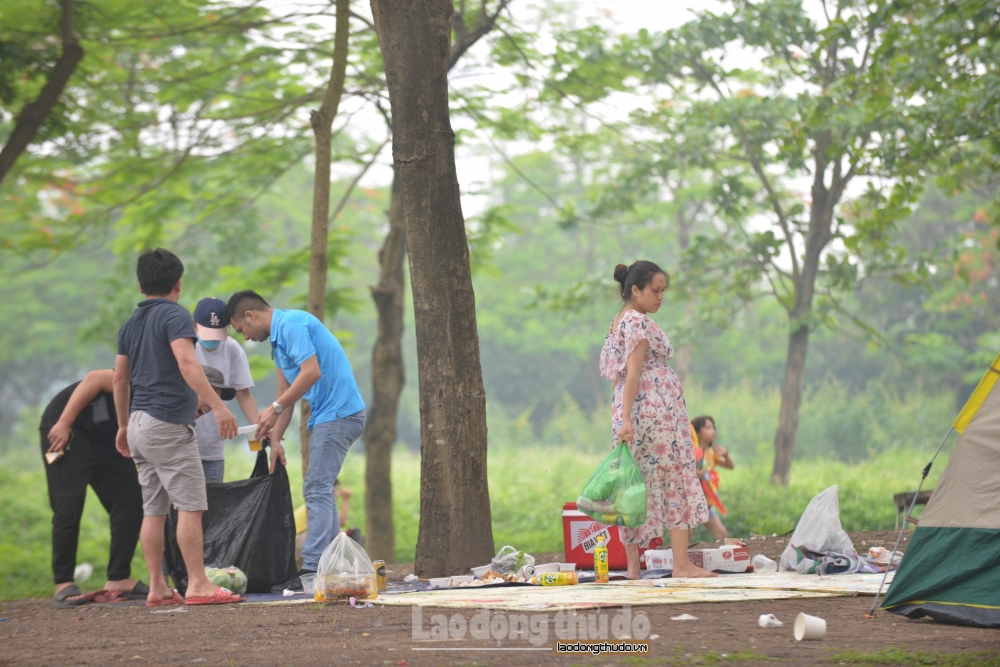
[184, 587, 244, 605]
[145, 590, 185, 607]
[123, 581, 150, 600]
[84, 590, 117, 603]
[52, 585, 90, 608]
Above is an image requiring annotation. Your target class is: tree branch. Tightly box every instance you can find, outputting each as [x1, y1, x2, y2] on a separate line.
[0, 0, 84, 187]
[450, 0, 513, 70]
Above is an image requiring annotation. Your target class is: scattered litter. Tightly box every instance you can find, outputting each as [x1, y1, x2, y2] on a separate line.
[349, 597, 374, 609]
[649, 634, 660, 640]
[362, 632, 371, 637]
[282, 589, 296, 596]
[758, 614, 783, 628]
[403, 574, 419, 583]
[74, 562, 93, 584]
[793, 612, 827, 641]
[671, 614, 698, 621]
[396, 661, 407, 666]
[751, 554, 778, 573]
[151, 607, 187, 614]
[130, 655, 142, 660]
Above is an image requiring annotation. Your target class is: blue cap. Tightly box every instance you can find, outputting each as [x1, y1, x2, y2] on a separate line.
[194, 298, 229, 337]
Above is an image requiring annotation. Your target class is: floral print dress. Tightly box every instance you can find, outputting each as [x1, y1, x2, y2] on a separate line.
[599, 309, 709, 545]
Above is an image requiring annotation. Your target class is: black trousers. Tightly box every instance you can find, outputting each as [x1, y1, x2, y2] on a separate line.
[40, 428, 143, 585]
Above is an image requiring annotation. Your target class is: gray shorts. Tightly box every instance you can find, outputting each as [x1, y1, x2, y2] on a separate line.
[128, 410, 207, 516]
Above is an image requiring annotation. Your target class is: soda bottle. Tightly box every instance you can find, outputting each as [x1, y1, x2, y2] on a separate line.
[531, 571, 579, 586]
[594, 534, 609, 583]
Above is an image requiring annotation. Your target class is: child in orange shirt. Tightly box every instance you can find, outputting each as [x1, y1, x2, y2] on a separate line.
[691, 415, 734, 541]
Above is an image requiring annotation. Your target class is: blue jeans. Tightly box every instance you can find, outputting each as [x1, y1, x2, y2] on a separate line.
[202, 459, 225, 484]
[301, 411, 366, 571]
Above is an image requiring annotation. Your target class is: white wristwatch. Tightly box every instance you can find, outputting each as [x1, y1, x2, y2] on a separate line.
[272, 401, 284, 415]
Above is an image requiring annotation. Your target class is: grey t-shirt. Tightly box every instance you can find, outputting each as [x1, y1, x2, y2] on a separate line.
[117, 298, 198, 425]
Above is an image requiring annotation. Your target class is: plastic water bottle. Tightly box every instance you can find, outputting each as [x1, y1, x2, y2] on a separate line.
[594, 534, 609, 583]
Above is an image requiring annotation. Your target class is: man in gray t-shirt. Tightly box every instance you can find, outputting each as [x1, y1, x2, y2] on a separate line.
[113, 249, 243, 606]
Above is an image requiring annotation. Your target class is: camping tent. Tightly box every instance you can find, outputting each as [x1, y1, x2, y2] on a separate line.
[881, 353, 1000, 628]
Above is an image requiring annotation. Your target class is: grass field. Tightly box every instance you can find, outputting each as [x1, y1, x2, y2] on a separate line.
[0, 440, 947, 601]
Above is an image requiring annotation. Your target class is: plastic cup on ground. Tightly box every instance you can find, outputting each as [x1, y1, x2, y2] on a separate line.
[751, 554, 778, 573]
[794, 613, 826, 641]
[301, 573, 317, 597]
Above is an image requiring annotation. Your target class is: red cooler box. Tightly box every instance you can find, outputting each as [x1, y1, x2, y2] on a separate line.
[562, 502, 660, 570]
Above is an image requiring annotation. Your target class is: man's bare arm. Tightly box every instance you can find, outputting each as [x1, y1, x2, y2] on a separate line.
[113, 355, 132, 457]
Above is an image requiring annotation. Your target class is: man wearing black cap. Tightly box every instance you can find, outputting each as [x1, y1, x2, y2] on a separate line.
[193, 297, 259, 483]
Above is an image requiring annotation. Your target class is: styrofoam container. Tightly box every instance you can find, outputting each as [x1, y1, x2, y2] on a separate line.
[450, 575, 474, 584]
[428, 577, 452, 589]
[470, 565, 491, 578]
[534, 563, 560, 574]
[558, 563, 576, 572]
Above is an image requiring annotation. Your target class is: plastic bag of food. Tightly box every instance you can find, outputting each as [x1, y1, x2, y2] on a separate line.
[490, 545, 534, 576]
[316, 532, 378, 601]
[576, 442, 647, 527]
[204, 566, 248, 595]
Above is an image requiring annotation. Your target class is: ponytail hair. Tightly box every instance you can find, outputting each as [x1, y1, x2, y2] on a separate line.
[613, 260, 668, 302]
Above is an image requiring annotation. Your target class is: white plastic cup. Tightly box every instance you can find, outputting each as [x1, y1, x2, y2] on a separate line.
[793, 613, 827, 641]
[300, 573, 317, 596]
[752, 554, 778, 573]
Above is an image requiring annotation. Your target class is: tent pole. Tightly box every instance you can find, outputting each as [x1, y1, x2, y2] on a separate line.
[869, 426, 954, 617]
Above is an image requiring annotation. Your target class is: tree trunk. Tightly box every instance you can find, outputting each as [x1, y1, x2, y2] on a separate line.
[770, 324, 809, 485]
[369, 0, 494, 577]
[302, 0, 351, 479]
[674, 203, 695, 383]
[0, 0, 83, 187]
[362, 176, 406, 563]
[769, 178, 834, 484]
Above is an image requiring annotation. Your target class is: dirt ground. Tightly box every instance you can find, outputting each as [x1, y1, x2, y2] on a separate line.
[6, 530, 994, 667]
[2, 595, 997, 666]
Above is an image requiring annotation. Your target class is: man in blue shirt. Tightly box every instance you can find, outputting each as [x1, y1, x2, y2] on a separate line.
[227, 290, 366, 591]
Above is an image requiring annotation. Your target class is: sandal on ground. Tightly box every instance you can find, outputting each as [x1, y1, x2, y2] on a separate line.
[184, 587, 244, 605]
[123, 581, 150, 600]
[84, 590, 125, 604]
[52, 585, 90, 608]
[145, 590, 185, 607]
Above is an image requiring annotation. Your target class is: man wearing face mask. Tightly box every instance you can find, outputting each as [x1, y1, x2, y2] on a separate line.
[192, 297, 260, 483]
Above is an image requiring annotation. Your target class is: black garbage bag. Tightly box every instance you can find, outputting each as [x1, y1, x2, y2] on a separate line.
[165, 449, 296, 595]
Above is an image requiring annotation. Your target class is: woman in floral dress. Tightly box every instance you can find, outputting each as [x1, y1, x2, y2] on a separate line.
[599, 260, 714, 579]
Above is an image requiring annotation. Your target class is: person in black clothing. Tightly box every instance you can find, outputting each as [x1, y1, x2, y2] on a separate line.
[40, 370, 146, 607]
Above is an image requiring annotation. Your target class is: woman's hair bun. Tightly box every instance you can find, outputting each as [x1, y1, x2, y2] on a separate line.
[613, 263, 629, 284]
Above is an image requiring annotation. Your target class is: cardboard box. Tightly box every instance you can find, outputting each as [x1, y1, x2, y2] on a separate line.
[701, 546, 750, 573]
[640, 546, 749, 572]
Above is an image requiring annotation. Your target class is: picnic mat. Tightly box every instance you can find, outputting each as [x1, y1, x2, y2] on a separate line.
[369, 572, 895, 611]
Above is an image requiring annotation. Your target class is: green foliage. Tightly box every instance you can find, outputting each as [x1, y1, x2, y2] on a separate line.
[829, 647, 1000, 667]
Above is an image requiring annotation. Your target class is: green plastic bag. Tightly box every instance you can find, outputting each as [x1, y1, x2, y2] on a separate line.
[576, 443, 647, 527]
[204, 566, 248, 595]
